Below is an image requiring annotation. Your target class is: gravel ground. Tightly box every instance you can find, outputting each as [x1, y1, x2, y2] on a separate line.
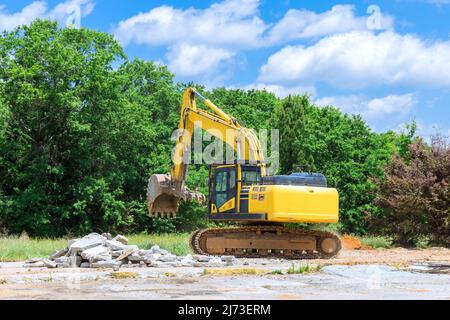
[0, 247, 449, 300]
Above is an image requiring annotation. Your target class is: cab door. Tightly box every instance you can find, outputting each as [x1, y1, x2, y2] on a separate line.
[209, 165, 237, 213]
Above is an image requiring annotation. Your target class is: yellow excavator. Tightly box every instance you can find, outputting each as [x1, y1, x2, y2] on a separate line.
[147, 88, 341, 259]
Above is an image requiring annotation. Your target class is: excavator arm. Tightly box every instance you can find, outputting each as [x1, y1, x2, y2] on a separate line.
[147, 88, 265, 216]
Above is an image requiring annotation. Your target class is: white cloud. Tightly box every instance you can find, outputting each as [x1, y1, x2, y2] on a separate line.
[0, 2, 48, 31]
[167, 43, 235, 77]
[267, 5, 393, 44]
[113, 1, 395, 79]
[315, 93, 416, 119]
[259, 31, 450, 89]
[0, 0, 95, 31]
[49, 0, 95, 22]
[242, 83, 316, 98]
[113, 0, 266, 49]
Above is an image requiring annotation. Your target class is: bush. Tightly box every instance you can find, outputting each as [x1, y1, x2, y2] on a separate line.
[373, 135, 450, 247]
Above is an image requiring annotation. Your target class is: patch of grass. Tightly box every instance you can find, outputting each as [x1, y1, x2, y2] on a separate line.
[415, 236, 430, 249]
[360, 236, 393, 249]
[286, 264, 319, 274]
[203, 268, 269, 276]
[0, 233, 192, 262]
[127, 233, 192, 256]
[164, 272, 176, 277]
[0, 236, 67, 262]
[270, 269, 284, 275]
[111, 271, 138, 279]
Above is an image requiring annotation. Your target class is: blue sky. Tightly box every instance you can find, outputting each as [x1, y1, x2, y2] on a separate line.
[1, 0, 449, 136]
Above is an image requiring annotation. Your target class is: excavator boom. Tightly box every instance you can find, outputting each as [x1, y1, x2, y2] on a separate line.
[147, 87, 265, 216]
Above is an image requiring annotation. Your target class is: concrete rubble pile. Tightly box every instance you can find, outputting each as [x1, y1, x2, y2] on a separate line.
[23, 233, 235, 269]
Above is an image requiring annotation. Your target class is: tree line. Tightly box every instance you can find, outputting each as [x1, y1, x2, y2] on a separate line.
[0, 21, 448, 246]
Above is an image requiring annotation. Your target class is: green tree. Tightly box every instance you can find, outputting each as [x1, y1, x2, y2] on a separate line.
[272, 95, 396, 234]
[0, 20, 180, 236]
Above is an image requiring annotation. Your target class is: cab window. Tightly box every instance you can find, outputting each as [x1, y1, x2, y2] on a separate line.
[242, 166, 262, 186]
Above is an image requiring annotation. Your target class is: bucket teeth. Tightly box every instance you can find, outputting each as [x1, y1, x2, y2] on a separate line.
[148, 211, 177, 218]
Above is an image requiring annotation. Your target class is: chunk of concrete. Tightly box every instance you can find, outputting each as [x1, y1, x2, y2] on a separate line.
[206, 257, 226, 267]
[158, 253, 177, 262]
[55, 256, 71, 268]
[91, 259, 121, 268]
[167, 261, 183, 267]
[24, 261, 46, 268]
[193, 255, 211, 262]
[90, 253, 112, 263]
[81, 245, 110, 260]
[150, 245, 161, 254]
[70, 237, 104, 252]
[50, 248, 68, 260]
[144, 253, 161, 263]
[101, 233, 112, 240]
[43, 259, 57, 268]
[80, 262, 91, 268]
[138, 249, 152, 256]
[128, 253, 146, 262]
[113, 235, 128, 245]
[180, 256, 195, 267]
[104, 239, 126, 251]
[67, 238, 80, 247]
[25, 258, 44, 264]
[122, 245, 139, 251]
[111, 250, 123, 258]
[220, 255, 235, 262]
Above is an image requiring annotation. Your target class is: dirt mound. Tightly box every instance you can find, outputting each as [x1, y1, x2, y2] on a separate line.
[341, 235, 366, 250]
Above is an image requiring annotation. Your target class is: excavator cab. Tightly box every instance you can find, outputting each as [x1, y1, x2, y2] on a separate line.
[208, 164, 263, 216]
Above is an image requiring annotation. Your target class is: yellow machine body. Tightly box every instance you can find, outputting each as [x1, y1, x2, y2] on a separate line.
[248, 185, 338, 223]
[208, 164, 339, 224]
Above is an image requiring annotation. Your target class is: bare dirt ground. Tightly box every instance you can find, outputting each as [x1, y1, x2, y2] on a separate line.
[1, 247, 449, 300]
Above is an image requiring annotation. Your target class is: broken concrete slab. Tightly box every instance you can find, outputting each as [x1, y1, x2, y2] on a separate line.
[150, 245, 160, 253]
[193, 255, 211, 262]
[104, 239, 126, 251]
[70, 255, 82, 267]
[43, 259, 57, 268]
[55, 256, 71, 268]
[113, 235, 128, 245]
[70, 237, 105, 252]
[144, 253, 162, 263]
[101, 233, 112, 240]
[158, 254, 177, 262]
[50, 248, 69, 260]
[137, 249, 152, 256]
[89, 253, 112, 263]
[221, 255, 235, 262]
[81, 245, 110, 261]
[111, 250, 123, 258]
[91, 259, 121, 269]
[128, 253, 146, 262]
[122, 245, 139, 251]
[24, 260, 46, 268]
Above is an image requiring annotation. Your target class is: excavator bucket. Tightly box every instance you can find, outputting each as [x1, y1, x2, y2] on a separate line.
[147, 174, 179, 218]
[147, 174, 206, 218]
